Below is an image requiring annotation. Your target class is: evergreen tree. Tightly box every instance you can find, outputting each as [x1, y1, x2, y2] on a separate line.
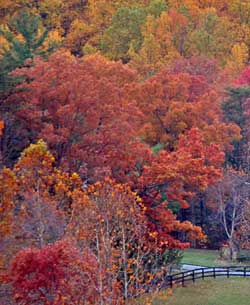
[0, 10, 53, 93]
[223, 87, 250, 170]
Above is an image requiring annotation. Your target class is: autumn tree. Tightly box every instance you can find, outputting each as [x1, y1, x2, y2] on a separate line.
[131, 68, 240, 150]
[9, 239, 103, 305]
[69, 178, 203, 303]
[169, 55, 221, 85]
[9, 52, 151, 183]
[185, 9, 236, 66]
[138, 128, 224, 242]
[0, 140, 82, 275]
[100, 1, 167, 62]
[129, 11, 185, 77]
[228, 0, 250, 25]
[69, 179, 149, 302]
[0, 167, 18, 270]
[100, 6, 146, 62]
[0, 10, 59, 168]
[66, 0, 151, 55]
[13, 140, 66, 249]
[226, 43, 249, 75]
[233, 66, 250, 86]
[0, 142, 206, 304]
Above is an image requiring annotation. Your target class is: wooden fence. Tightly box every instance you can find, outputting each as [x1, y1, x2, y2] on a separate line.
[163, 266, 250, 289]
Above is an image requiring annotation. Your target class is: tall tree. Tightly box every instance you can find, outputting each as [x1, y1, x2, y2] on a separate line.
[0, 140, 81, 274]
[9, 52, 150, 183]
[0, 10, 54, 93]
[100, 1, 168, 62]
[131, 68, 240, 150]
[185, 10, 236, 65]
[69, 178, 203, 302]
[223, 68, 250, 170]
[0, 10, 58, 167]
[129, 11, 185, 77]
[100, 6, 146, 62]
[208, 170, 250, 260]
[139, 128, 225, 227]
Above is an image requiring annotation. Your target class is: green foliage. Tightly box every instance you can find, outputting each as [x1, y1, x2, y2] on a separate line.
[164, 249, 183, 269]
[160, 190, 181, 214]
[223, 87, 250, 128]
[100, 1, 168, 62]
[152, 143, 165, 154]
[142, 249, 183, 277]
[167, 201, 181, 214]
[185, 12, 235, 63]
[100, 6, 146, 62]
[146, 0, 168, 17]
[0, 10, 54, 92]
[222, 87, 250, 168]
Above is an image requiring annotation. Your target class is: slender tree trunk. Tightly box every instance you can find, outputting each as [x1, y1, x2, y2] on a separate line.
[191, 200, 197, 248]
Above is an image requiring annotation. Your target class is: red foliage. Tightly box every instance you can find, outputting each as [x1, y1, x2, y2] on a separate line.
[169, 56, 221, 85]
[140, 128, 224, 197]
[9, 240, 102, 305]
[234, 66, 250, 86]
[138, 128, 223, 248]
[12, 52, 150, 183]
[130, 68, 240, 151]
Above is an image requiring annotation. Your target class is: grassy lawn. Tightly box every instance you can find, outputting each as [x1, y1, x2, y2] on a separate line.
[133, 278, 250, 305]
[181, 248, 220, 267]
[181, 248, 250, 267]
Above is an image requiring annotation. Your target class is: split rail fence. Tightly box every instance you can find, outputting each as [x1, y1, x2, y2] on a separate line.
[163, 266, 250, 288]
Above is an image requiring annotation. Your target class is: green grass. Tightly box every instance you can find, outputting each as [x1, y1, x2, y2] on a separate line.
[133, 278, 250, 305]
[181, 248, 250, 267]
[181, 248, 221, 267]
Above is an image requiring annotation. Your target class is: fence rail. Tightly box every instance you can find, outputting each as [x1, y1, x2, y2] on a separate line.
[163, 266, 250, 289]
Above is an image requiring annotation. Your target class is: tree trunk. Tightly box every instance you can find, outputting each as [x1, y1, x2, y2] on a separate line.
[229, 239, 238, 261]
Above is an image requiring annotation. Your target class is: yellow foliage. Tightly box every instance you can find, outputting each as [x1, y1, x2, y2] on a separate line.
[129, 13, 181, 77]
[226, 43, 249, 74]
[0, 35, 9, 56]
[168, 0, 201, 16]
[39, 0, 64, 29]
[43, 29, 63, 49]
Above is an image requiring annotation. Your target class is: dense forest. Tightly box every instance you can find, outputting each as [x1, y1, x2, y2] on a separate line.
[1, 0, 250, 304]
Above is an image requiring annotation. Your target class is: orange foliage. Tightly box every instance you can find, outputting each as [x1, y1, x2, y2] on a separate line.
[130, 69, 241, 150]
[0, 168, 18, 270]
[12, 52, 151, 184]
[0, 140, 82, 277]
[69, 177, 204, 299]
[0, 121, 3, 137]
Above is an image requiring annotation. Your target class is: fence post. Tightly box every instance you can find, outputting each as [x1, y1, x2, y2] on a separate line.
[182, 272, 184, 287]
[192, 270, 195, 283]
[244, 267, 246, 277]
[213, 267, 216, 278]
[202, 269, 204, 280]
[227, 267, 229, 278]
